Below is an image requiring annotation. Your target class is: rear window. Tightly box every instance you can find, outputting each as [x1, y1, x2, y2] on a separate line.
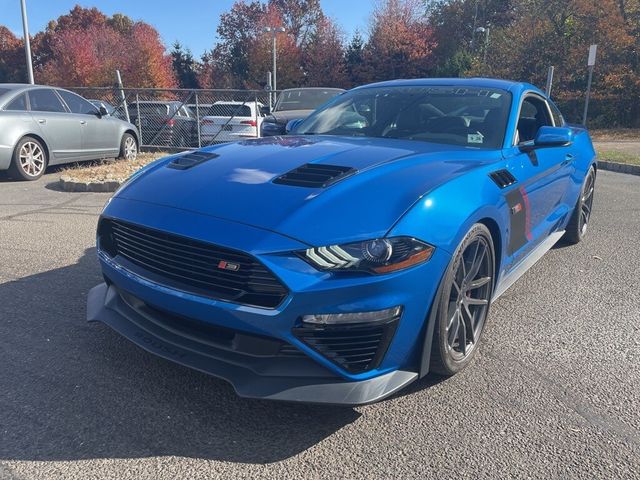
[133, 103, 170, 116]
[206, 104, 252, 117]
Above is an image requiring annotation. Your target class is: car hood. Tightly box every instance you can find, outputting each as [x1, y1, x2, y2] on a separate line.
[267, 109, 312, 124]
[117, 136, 496, 246]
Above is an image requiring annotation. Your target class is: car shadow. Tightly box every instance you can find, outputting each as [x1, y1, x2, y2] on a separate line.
[0, 248, 360, 463]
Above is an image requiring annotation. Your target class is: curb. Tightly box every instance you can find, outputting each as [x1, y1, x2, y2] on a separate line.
[59, 175, 122, 193]
[598, 160, 640, 176]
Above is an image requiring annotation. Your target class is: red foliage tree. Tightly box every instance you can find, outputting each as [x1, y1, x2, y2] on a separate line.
[0, 26, 26, 82]
[365, 0, 437, 82]
[33, 6, 175, 88]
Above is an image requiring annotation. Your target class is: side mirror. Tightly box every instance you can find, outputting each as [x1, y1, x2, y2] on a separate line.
[522, 126, 573, 151]
[285, 118, 304, 134]
[260, 106, 271, 116]
[98, 106, 109, 117]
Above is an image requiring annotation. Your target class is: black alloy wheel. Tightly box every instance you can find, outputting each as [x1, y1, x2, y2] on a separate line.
[430, 223, 495, 375]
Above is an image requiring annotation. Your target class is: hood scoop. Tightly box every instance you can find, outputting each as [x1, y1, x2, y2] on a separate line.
[167, 151, 219, 170]
[273, 163, 356, 188]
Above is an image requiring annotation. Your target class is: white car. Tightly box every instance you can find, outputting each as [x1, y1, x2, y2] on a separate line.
[200, 101, 264, 144]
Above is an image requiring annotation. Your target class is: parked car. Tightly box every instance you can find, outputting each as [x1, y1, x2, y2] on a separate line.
[128, 101, 197, 148]
[0, 84, 139, 180]
[88, 78, 596, 405]
[200, 101, 264, 144]
[261, 87, 344, 136]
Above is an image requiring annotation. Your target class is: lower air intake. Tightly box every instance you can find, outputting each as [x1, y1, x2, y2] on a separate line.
[292, 317, 399, 373]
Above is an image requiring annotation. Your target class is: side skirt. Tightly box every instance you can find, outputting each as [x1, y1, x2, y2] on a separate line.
[492, 230, 565, 301]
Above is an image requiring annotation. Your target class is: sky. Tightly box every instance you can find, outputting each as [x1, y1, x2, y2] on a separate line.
[0, 0, 373, 57]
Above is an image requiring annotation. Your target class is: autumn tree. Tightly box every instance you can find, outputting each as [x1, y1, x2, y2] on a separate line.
[29, 6, 175, 88]
[364, 0, 437, 81]
[303, 17, 348, 87]
[0, 26, 26, 82]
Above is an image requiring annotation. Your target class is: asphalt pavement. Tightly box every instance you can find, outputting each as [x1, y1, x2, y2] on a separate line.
[0, 169, 638, 479]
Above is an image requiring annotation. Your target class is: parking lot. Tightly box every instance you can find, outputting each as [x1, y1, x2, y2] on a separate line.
[0, 169, 638, 479]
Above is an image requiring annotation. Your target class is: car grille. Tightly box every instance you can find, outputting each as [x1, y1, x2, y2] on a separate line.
[98, 218, 288, 308]
[292, 318, 399, 374]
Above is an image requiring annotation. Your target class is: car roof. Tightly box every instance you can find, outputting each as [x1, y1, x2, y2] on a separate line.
[281, 87, 345, 93]
[352, 78, 544, 96]
[212, 101, 261, 106]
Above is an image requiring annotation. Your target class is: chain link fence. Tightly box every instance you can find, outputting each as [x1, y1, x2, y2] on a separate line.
[69, 87, 277, 151]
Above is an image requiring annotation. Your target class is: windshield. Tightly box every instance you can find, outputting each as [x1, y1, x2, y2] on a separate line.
[275, 89, 343, 112]
[296, 86, 512, 149]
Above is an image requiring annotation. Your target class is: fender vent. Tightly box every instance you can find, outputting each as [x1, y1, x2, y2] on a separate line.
[273, 163, 356, 188]
[489, 169, 517, 188]
[167, 151, 219, 170]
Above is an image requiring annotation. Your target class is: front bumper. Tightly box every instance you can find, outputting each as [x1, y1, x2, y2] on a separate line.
[89, 198, 450, 404]
[88, 282, 418, 405]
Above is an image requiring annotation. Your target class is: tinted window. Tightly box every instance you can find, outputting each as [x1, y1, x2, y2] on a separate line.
[276, 89, 343, 111]
[58, 90, 98, 115]
[28, 89, 66, 113]
[297, 86, 512, 149]
[6, 94, 28, 111]
[133, 103, 170, 116]
[517, 96, 553, 144]
[206, 105, 252, 117]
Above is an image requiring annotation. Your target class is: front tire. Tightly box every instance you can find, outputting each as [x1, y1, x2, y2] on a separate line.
[430, 224, 495, 376]
[563, 166, 596, 245]
[8, 136, 48, 181]
[118, 133, 138, 161]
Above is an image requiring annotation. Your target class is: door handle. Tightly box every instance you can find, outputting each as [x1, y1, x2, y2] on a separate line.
[80, 120, 87, 125]
[37, 119, 46, 124]
[561, 154, 575, 166]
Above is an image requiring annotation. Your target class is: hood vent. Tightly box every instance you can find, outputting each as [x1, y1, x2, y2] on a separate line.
[167, 151, 219, 170]
[489, 169, 517, 188]
[273, 163, 356, 188]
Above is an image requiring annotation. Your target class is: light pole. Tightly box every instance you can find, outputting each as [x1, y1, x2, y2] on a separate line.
[20, 0, 34, 84]
[263, 26, 285, 99]
[475, 26, 490, 65]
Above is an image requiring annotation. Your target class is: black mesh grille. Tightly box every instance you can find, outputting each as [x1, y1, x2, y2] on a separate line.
[98, 219, 288, 308]
[489, 169, 517, 188]
[273, 163, 356, 188]
[167, 151, 219, 170]
[293, 318, 399, 373]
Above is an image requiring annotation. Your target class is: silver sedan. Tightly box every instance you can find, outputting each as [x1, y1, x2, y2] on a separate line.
[0, 84, 139, 180]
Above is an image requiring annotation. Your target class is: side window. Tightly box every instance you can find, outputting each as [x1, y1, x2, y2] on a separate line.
[6, 94, 28, 111]
[57, 90, 99, 115]
[516, 96, 553, 144]
[548, 100, 565, 127]
[28, 89, 67, 113]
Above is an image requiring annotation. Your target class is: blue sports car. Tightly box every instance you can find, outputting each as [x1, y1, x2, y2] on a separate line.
[88, 78, 597, 405]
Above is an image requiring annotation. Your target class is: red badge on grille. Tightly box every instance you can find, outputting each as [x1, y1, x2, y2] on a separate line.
[218, 260, 240, 271]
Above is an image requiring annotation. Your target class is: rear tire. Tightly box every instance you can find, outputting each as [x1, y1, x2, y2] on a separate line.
[430, 224, 495, 376]
[118, 133, 138, 161]
[8, 136, 48, 181]
[563, 166, 596, 245]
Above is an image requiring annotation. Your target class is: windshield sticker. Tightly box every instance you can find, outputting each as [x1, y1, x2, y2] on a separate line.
[468, 132, 484, 144]
[490, 93, 502, 99]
